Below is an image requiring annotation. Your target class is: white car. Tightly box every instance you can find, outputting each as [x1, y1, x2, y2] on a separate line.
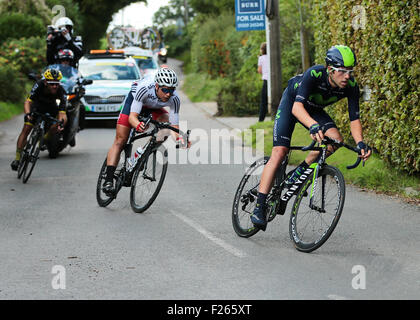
[123, 46, 160, 79]
[78, 50, 141, 120]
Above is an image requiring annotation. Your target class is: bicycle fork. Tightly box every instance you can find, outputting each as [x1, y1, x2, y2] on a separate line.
[307, 163, 326, 213]
[308, 146, 327, 213]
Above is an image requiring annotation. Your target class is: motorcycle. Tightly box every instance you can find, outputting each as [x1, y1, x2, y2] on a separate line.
[30, 64, 92, 158]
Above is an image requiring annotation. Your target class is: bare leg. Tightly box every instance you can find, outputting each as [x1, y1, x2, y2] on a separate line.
[107, 124, 131, 166]
[259, 146, 289, 194]
[17, 124, 32, 150]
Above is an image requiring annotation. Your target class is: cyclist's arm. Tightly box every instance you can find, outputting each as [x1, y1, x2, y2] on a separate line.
[350, 119, 364, 144]
[129, 84, 146, 129]
[24, 99, 32, 115]
[26, 82, 41, 114]
[350, 119, 371, 160]
[128, 111, 141, 130]
[292, 68, 326, 141]
[291, 101, 318, 129]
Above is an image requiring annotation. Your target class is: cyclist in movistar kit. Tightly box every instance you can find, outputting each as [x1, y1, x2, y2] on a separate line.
[102, 67, 187, 195]
[251, 45, 372, 230]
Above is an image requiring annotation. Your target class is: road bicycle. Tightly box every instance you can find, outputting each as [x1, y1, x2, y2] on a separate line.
[232, 136, 363, 253]
[17, 112, 63, 184]
[96, 115, 190, 213]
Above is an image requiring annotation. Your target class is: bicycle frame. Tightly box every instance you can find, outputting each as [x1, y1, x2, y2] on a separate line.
[114, 116, 190, 191]
[275, 138, 360, 207]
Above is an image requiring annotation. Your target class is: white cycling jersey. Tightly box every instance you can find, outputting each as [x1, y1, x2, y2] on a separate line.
[129, 77, 180, 125]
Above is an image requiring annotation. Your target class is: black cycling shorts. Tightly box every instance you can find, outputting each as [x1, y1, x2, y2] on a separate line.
[273, 87, 337, 148]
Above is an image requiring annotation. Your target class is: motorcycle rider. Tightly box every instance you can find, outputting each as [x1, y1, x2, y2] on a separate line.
[47, 17, 83, 68]
[56, 48, 86, 134]
[57, 48, 74, 66]
[11, 68, 68, 171]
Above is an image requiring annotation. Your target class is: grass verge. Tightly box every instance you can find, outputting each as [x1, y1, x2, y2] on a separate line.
[247, 120, 420, 202]
[182, 72, 222, 103]
[0, 101, 22, 122]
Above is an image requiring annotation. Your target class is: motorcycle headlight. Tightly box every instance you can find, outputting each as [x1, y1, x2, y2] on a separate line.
[160, 48, 167, 56]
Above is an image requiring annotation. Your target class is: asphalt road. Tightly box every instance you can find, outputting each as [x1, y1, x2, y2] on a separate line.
[0, 59, 419, 300]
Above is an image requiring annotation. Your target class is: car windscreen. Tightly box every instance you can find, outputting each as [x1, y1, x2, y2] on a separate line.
[134, 57, 158, 70]
[79, 61, 140, 80]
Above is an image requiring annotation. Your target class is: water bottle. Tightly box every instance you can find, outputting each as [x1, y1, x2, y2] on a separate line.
[127, 146, 144, 171]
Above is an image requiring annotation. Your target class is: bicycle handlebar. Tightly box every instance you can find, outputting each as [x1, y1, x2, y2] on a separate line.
[138, 114, 191, 148]
[30, 111, 64, 128]
[300, 136, 362, 170]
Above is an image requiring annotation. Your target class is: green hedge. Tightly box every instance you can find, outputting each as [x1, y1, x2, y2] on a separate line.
[0, 13, 44, 44]
[0, 37, 46, 103]
[0, 60, 25, 103]
[312, 0, 419, 174]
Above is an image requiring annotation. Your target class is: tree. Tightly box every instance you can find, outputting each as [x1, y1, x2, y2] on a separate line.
[73, 0, 146, 51]
[153, 0, 194, 28]
[297, 0, 312, 71]
[188, 0, 233, 15]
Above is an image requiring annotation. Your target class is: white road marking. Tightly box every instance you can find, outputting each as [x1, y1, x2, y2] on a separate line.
[327, 294, 349, 300]
[171, 211, 247, 258]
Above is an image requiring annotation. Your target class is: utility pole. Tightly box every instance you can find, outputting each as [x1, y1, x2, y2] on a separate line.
[299, 0, 311, 70]
[265, 0, 282, 117]
[183, 0, 189, 26]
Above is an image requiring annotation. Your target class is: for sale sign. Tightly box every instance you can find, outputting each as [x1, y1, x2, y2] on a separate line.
[235, 0, 265, 31]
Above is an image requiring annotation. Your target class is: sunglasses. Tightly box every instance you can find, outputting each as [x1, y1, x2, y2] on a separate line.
[160, 87, 175, 94]
[331, 66, 354, 76]
[47, 82, 60, 87]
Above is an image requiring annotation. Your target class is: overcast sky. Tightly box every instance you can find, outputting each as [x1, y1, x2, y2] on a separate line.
[108, 0, 170, 32]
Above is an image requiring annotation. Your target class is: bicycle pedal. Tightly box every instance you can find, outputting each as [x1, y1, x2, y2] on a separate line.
[255, 223, 267, 232]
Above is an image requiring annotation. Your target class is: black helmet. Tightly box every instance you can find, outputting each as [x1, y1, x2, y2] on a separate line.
[325, 45, 357, 68]
[58, 49, 74, 60]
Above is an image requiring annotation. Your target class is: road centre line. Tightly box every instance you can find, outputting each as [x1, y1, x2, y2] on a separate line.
[170, 210, 247, 258]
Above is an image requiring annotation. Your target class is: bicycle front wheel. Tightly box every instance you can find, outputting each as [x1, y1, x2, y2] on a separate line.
[289, 165, 345, 253]
[22, 131, 42, 183]
[130, 145, 168, 213]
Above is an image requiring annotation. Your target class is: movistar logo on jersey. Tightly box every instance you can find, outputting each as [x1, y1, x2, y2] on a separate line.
[311, 70, 322, 78]
[309, 93, 338, 105]
[348, 79, 357, 87]
[275, 109, 281, 119]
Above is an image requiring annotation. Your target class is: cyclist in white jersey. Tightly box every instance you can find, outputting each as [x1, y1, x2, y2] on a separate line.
[102, 68, 186, 194]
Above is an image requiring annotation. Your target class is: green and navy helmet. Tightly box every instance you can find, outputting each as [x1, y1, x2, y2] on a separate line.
[325, 45, 357, 68]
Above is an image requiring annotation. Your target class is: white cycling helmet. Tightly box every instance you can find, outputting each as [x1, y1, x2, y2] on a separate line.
[154, 68, 178, 87]
[55, 17, 74, 34]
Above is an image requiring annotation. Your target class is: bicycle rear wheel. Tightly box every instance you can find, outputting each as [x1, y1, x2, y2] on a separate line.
[96, 147, 128, 207]
[289, 165, 345, 253]
[130, 145, 168, 213]
[17, 149, 29, 179]
[96, 158, 115, 207]
[22, 130, 42, 183]
[232, 156, 270, 237]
